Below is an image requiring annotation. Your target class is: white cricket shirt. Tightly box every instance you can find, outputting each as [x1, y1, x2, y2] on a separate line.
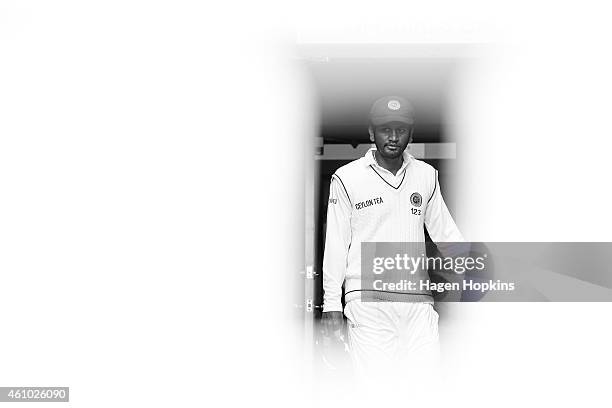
[322, 147, 464, 312]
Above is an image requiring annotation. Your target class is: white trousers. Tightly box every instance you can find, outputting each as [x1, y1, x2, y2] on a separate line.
[344, 300, 440, 382]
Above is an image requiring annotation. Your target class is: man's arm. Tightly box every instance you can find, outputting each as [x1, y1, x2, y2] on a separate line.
[322, 174, 352, 315]
[425, 171, 470, 300]
[424, 170, 464, 243]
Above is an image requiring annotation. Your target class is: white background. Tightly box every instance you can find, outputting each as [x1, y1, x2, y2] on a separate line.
[1, 1, 612, 407]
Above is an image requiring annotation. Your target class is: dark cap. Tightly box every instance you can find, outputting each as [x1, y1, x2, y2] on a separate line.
[369, 96, 415, 126]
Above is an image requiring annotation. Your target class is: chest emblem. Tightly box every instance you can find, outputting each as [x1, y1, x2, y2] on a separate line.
[410, 192, 422, 207]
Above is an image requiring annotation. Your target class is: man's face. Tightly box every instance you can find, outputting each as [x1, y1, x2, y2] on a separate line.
[370, 121, 413, 159]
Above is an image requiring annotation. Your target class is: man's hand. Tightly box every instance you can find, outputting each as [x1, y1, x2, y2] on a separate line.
[321, 311, 344, 339]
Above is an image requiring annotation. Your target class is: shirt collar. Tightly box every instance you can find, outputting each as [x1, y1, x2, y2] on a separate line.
[364, 147, 413, 170]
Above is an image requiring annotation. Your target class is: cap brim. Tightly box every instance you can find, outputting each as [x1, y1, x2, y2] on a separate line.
[371, 115, 415, 126]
